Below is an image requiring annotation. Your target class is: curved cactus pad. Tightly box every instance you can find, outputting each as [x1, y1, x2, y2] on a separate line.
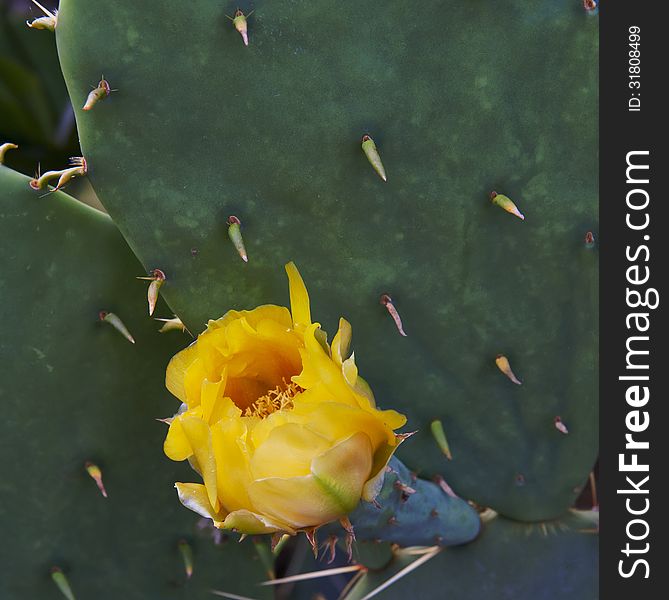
[0, 167, 269, 599]
[55, 0, 598, 520]
[346, 511, 599, 600]
[327, 457, 480, 547]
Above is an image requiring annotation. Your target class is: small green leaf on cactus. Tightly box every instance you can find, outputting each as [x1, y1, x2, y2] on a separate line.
[361, 135, 387, 182]
[495, 354, 522, 385]
[490, 191, 525, 220]
[84, 461, 108, 498]
[50, 567, 75, 600]
[99, 310, 135, 344]
[229, 9, 252, 46]
[430, 419, 453, 460]
[177, 539, 194, 579]
[227, 216, 248, 262]
[82, 77, 112, 111]
[0, 143, 18, 164]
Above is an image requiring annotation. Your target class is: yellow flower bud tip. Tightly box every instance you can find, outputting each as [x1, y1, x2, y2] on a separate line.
[84, 461, 108, 498]
[177, 539, 194, 579]
[99, 310, 136, 344]
[490, 190, 525, 220]
[82, 78, 112, 111]
[137, 269, 166, 316]
[429, 419, 453, 460]
[585, 231, 595, 249]
[361, 134, 387, 181]
[0, 142, 18, 165]
[554, 416, 569, 435]
[50, 567, 75, 600]
[227, 215, 248, 262]
[380, 294, 407, 337]
[495, 354, 522, 385]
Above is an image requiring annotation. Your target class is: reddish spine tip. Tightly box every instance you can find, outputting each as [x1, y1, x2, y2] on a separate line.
[379, 293, 392, 306]
[489, 190, 498, 200]
[98, 310, 108, 320]
[361, 134, 372, 143]
[228, 215, 241, 225]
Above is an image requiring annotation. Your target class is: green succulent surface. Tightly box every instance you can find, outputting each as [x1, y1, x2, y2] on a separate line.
[55, 0, 598, 521]
[0, 166, 270, 599]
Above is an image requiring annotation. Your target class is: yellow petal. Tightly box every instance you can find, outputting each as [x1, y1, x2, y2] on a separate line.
[181, 416, 218, 510]
[211, 418, 253, 512]
[183, 358, 207, 408]
[222, 509, 293, 535]
[311, 431, 373, 512]
[362, 442, 398, 501]
[249, 433, 372, 529]
[250, 423, 331, 479]
[200, 377, 227, 423]
[285, 262, 311, 326]
[331, 318, 352, 366]
[292, 400, 397, 448]
[249, 475, 338, 529]
[293, 324, 357, 405]
[165, 341, 199, 402]
[175, 482, 226, 525]
[164, 415, 192, 461]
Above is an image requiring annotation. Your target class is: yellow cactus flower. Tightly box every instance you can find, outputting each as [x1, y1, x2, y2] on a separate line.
[163, 263, 407, 535]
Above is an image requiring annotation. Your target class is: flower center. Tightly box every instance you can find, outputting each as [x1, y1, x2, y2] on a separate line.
[244, 378, 302, 418]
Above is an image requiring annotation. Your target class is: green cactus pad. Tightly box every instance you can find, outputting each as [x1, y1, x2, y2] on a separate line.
[324, 456, 480, 547]
[55, 0, 598, 520]
[0, 166, 269, 599]
[345, 511, 599, 600]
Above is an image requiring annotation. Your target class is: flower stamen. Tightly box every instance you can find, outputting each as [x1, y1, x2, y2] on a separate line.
[244, 379, 302, 418]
